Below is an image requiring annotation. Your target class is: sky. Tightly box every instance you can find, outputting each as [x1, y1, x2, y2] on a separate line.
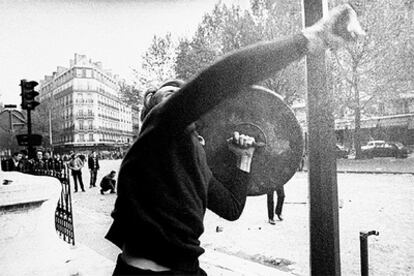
[0, 0, 249, 105]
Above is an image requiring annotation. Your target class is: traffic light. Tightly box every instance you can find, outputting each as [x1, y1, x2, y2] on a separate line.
[20, 79, 40, 110]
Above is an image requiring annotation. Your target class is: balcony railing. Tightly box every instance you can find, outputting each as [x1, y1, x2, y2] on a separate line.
[75, 114, 95, 119]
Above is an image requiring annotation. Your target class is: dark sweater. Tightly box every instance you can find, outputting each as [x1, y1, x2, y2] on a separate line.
[105, 34, 308, 272]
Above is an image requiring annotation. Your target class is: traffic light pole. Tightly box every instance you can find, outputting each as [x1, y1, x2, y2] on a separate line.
[20, 79, 40, 159]
[26, 108, 35, 159]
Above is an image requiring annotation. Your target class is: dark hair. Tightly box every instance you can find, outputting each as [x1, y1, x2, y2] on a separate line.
[12, 152, 21, 157]
[110, 170, 116, 174]
[140, 79, 185, 121]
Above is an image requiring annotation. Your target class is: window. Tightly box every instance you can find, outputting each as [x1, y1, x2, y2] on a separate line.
[89, 134, 94, 141]
[79, 134, 84, 142]
[79, 120, 84, 130]
[88, 120, 93, 130]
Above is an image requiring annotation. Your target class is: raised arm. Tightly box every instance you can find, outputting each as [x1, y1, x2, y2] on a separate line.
[148, 4, 364, 134]
[154, 34, 308, 133]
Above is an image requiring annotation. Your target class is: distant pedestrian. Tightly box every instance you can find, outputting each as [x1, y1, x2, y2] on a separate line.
[43, 151, 54, 172]
[100, 171, 116, 195]
[3, 152, 23, 172]
[19, 150, 31, 173]
[88, 150, 100, 188]
[298, 154, 305, 171]
[68, 153, 85, 192]
[32, 150, 45, 174]
[267, 186, 285, 225]
[53, 153, 65, 177]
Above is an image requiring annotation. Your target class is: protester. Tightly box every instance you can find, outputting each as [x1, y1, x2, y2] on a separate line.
[68, 153, 85, 192]
[88, 150, 100, 188]
[266, 186, 285, 225]
[31, 150, 45, 174]
[3, 152, 23, 172]
[53, 153, 65, 176]
[106, 4, 365, 275]
[100, 170, 117, 195]
[42, 151, 54, 172]
[19, 150, 31, 173]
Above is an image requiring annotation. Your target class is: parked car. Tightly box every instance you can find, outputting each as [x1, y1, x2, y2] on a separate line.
[335, 144, 349, 159]
[361, 140, 409, 159]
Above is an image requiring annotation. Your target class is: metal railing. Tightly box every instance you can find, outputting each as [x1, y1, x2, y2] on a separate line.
[1, 157, 76, 246]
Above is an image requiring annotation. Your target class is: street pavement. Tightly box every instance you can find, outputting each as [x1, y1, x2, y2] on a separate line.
[70, 157, 414, 275]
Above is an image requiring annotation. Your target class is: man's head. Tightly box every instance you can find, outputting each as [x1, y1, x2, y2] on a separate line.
[20, 149, 28, 157]
[37, 151, 43, 160]
[109, 170, 116, 178]
[140, 79, 185, 121]
[44, 151, 51, 159]
[12, 152, 22, 161]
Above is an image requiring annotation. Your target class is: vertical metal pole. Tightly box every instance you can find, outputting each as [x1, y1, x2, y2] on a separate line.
[49, 108, 53, 151]
[302, 0, 341, 275]
[360, 234, 368, 276]
[27, 109, 35, 159]
[360, 230, 379, 276]
[8, 110, 13, 132]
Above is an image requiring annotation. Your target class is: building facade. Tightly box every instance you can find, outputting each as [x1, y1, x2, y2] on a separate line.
[39, 53, 138, 152]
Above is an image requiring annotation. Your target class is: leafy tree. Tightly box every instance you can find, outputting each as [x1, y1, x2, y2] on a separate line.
[133, 33, 178, 92]
[175, 5, 225, 80]
[175, 0, 306, 104]
[329, 0, 413, 158]
[118, 80, 143, 110]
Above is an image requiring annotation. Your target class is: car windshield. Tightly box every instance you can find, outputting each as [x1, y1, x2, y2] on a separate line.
[393, 142, 404, 149]
[367, 141, 385, 147]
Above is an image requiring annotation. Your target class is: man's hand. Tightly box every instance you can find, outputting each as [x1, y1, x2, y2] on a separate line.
[227, 131, 256, 173]
[302, 4, 366, 53]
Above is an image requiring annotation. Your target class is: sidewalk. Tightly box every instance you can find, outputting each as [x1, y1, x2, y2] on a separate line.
[73, 159, 414, 275]
[72, 195, 293, 275]
[302, 155, 414, 175]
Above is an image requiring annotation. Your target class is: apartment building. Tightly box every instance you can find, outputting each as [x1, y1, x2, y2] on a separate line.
[39, 53, 138, 151]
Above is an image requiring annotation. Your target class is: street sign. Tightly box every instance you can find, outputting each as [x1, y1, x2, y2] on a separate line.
[16, 134, 42, 146]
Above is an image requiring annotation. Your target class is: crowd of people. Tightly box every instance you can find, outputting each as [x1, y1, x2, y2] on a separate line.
[1, 149, 117, 195]
[1, 150, 65, 175]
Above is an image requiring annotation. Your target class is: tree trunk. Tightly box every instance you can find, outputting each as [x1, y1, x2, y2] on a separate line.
[354, 82, 362, 159]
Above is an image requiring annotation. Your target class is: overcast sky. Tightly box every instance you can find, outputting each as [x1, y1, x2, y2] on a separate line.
[0, 0, 249, 105]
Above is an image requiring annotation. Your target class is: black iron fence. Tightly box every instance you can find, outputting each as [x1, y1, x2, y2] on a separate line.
[1, 155, 75, 245]
[54, 167, 75, 245]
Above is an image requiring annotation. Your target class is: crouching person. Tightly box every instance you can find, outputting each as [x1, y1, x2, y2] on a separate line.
[100, 171, 116, 195]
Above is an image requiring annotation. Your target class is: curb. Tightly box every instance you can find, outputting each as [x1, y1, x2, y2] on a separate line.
[201, 249, 292, 276]
[337, 170, 414, 175]
[301, 170, 414, 175]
